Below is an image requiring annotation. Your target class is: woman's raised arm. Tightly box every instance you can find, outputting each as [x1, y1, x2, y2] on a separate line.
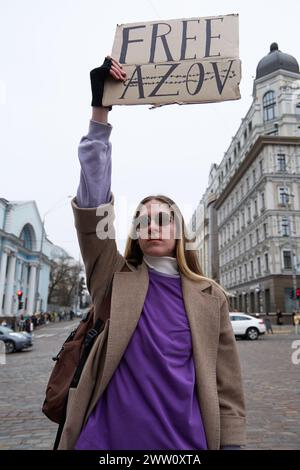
[76, 58, 126, 208]
[72, 58, 126, 312]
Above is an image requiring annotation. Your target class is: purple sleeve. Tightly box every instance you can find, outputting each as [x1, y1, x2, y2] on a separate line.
[76, 120, 113, 208]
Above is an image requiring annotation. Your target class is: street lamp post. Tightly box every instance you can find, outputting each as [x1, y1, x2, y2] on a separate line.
[282, 188, 299, 311]
[35, 196, 72, 313]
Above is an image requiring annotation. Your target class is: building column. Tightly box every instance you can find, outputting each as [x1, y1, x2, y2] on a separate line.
[26, 263, 37, 316]
[13, 259, 24, 316]
[0, 248, 10, 316]
[3, 252, 17, 316]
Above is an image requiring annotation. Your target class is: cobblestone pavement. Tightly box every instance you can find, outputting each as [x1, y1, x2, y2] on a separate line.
[0, 321, 299, 450]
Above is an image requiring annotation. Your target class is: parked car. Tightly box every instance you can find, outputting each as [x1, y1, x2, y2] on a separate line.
[229, 313, 266, 340]
[0, 326, 33, 353]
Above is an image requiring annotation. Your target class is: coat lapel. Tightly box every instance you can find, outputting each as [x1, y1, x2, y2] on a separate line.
[181, 274, 221, 449]
[98, 261, 149, 396]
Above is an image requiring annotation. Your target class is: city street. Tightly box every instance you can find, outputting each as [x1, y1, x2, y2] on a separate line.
[0, 320, 299, 450]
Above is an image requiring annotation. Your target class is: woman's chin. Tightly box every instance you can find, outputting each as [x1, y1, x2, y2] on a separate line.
[144, 245, 166, 257]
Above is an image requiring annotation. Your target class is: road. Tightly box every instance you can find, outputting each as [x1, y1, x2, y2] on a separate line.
[0, 320, 299, 449]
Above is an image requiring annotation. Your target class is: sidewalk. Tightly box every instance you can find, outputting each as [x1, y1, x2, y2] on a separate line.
[269, 325, 294, 335]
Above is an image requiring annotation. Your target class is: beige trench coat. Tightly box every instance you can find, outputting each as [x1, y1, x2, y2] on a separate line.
[58, 197, 246, 450]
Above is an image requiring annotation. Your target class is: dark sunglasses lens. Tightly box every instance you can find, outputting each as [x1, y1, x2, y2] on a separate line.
[136, 215, 149, 229]
[157, 212, 171, 226]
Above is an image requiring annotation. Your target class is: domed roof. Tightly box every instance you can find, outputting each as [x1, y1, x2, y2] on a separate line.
[256, 43, 299, 79]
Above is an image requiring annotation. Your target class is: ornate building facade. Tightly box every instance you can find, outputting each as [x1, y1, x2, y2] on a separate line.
[192, 43, 300, 313]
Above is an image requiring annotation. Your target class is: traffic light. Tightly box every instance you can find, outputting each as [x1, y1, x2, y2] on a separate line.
[296, 288, 300, 299]
[289, 288, 294, 299]
[17, 290, 23, 309]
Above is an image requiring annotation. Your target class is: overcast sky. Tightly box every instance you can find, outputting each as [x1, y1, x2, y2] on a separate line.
[1, 0, 299, 260]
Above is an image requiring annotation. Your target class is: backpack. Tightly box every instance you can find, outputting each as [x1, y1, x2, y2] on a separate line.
[42, 283, 113, 449]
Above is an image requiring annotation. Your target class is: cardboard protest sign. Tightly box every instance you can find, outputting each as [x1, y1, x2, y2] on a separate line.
[102, 14, 241, 108]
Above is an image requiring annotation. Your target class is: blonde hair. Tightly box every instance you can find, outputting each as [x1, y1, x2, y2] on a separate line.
[124, 195, 229, 300]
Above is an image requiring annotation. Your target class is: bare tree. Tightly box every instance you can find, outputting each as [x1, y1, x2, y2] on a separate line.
[48, 256, 83, 308]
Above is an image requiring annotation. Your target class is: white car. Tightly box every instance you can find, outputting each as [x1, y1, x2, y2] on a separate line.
[229, 313, 266, 340]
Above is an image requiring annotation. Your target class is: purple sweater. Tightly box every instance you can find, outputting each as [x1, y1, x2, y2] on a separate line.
[76, 120, 113, 208]
[75, 268, 207, 450]
[74, 120, 236, 450]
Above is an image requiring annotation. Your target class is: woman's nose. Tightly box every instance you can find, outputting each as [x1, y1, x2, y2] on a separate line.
[148, 219, 160, 236]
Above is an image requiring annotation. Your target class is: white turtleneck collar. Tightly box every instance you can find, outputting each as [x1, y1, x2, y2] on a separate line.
[143, 254, 180, 277]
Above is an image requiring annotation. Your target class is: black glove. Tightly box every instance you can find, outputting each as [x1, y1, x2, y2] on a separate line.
[90, 57, 112, 107]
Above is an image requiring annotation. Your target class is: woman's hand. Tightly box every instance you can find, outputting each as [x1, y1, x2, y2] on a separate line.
[90, 57, 126, 107]
[90, 57, 126, 123]
[109, 57, 127, 82]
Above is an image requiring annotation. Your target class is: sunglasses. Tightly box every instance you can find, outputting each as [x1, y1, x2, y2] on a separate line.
[135, 211, 173, 230]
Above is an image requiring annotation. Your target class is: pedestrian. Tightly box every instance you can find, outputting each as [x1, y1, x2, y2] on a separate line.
[264, 313, 273, 334]
[294, 311, 300, 335]
[56, 57, 246, 451]
[276, 309, 283, 326]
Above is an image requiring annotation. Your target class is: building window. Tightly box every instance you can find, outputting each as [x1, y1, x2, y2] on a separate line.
[263, 222, 268, 238]
[246, 177, 250, 191]
[234, 147, 237, 159]
[253, 169, 256, 183]
[261, 192, 265, 210]
[243, 238, 246, 251]
[237, 141, 241, 151]
[244, 129, 247, 142]
[283, 250, 292, 269]
[249, 233, 252, 247]
[254, 199, 258, 216]
[263, 90, 276, 121]
[244, 264, 248, 280]
[296, 103, 300, 115]
[257, 257, 261, 274]
[265, 253, 269, 271]
[239, 266, 242, 282]
[277, 153, 286, 172]
[259, 159, 264, 176]
[20, 224, 33, 250]
[247, 205, 251, 223]
[282, 217, 290, 236]
[250, 260, 254, 277]
[256, 228, 259, 244]
[279, 187, 289, 205]
[248, 121, 252, 132]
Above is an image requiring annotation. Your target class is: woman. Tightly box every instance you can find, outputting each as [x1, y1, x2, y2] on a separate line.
[57, 58, 246, 450]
